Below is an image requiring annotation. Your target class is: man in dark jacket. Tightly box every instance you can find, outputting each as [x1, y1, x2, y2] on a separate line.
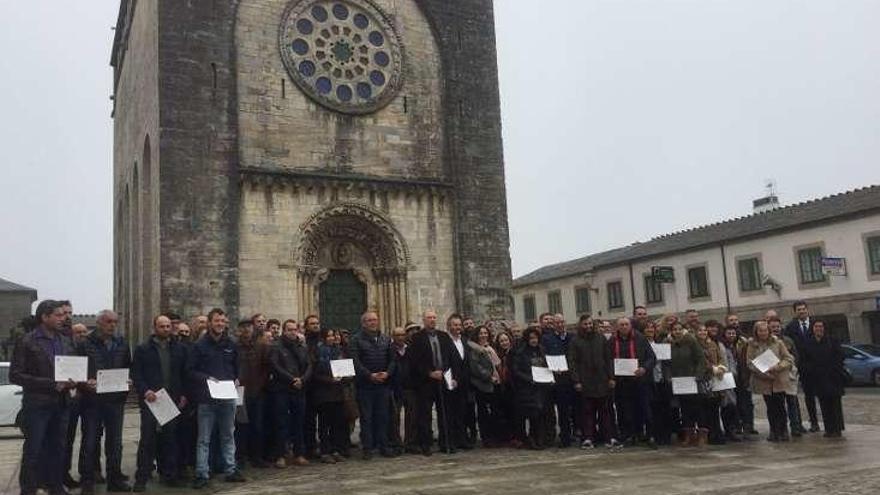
[11, 300, 79, 495]
[389, 324, 418, 454]
[301, 314, 322, 459]
[542, 321, 574, 448]
[131, 315, 189, 490]
[609, 317, 656, 447]
[349, 311, 397, 459]
[187, 308, 245, 488]
[783, 300, 820, 431]
[409, 310, 458, 455]
[443, 314, 471, 450]
[268, 320, 313, 467]
[568, 315, 615, 448]
[78, 310, 132, 494]
[236, 323, 271, 468]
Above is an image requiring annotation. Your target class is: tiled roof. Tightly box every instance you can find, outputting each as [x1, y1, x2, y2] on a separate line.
[513, 185, 880, 288]
[0, 277, 37, 293]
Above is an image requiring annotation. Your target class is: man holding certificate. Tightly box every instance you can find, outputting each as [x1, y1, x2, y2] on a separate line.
[11, 300, 79, 495]
[187, 308, 245, 488]
[610, 318, 655, 448]
[567, 315, 615, 449]
[541, 317, 574, 448]
[78, 310, 132, 494]
[131, 314, 189, 490]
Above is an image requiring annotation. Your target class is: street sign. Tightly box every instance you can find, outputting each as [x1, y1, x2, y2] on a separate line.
[651, 266, 675, 283]
[820, 257, 847, 276]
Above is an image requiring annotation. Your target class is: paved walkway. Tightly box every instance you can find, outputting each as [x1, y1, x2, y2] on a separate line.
[1, 389, 878, 494]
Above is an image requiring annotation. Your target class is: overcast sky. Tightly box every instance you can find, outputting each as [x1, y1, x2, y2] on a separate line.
[1, 1, 879, 314]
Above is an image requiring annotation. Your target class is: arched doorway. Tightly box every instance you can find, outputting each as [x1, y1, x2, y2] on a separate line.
[319, 270, 367, 332]
[296, 203, 411, 330]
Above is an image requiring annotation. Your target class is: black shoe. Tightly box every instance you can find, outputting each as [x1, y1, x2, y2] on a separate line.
[107, 481, 132, 492]
[457, 442, 475, 450]
[421, 447, 433, 457]
[362, 451, 373, 461]
[192, 477, 209, 489]
[63, 475, 81, 490]
[791, 429, 802, 438]
[132, 482, 147, 492]
[748, 428, 760, 435]
[809, 424, 821, 433]
[94, 473, 106, 485]
[224, 471, 246, 483]
[80, 483, 96, 495]
[380, 449, 397, 458]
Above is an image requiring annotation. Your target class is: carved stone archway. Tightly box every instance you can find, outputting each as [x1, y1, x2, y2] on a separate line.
[295, 202, 411, 330]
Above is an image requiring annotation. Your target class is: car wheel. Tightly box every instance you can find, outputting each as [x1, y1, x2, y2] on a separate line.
[873, 370, 880, 387]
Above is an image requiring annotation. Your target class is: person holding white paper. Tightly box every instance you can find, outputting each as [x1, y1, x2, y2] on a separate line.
[10, 300, 79, 495]
[695, 323, 729, 446]
[131, 314, 190, 490]
[78, 310, 133, 494]
[643, 322, 675, 446]
[669, 322, 708, 446]
[609, 318, 656, 448]
[187, 308, 246, 488]
[746, 320, 794, 442]
[541, 318, 575, 448]
[511, 327, 552, 450]
[312, 329, 354, 462]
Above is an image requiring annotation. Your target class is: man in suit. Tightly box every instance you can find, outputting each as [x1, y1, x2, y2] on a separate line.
[131, 315, 189, 491]
[783, 300, 820, 432]
[409, 310, 460, 455]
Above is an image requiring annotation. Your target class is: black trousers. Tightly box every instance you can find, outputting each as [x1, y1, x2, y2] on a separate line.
[678, 396, 701, 430]
[317, 401, 349, 455]
[135, 405, 179, 483]
[650, 383, 674, 444]
[415, 381, 452, 450]
[735, 386, 755, 431]
[79, 400, 125, 485]
[303, 391, 319, 456]
[551, 384, 575, 446]
[763, 393, 788, 438]
[818, 395, 844, 435]
[700, 396, 724, 441]
[804, 390, 819, 427]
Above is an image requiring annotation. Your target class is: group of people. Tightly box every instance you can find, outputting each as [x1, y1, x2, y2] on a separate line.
[10, 298, 848, 495]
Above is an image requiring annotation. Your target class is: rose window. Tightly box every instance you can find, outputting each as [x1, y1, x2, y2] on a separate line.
[280, 0, 404, 114]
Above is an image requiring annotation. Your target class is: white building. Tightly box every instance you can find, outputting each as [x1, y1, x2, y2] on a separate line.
[513, 186, 880, 344]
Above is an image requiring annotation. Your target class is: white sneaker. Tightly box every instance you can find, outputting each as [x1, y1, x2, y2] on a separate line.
[605, 438, 622, 449]
[580, 439, 594, 449]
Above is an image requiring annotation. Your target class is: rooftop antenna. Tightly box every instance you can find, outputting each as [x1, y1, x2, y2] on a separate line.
[753, 179, 780, 213]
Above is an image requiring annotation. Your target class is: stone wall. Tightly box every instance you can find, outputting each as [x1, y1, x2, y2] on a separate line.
[112, 0, 160, 344]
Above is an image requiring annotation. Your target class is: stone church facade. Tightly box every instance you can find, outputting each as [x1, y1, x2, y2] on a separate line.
[111, 0, 512, 341]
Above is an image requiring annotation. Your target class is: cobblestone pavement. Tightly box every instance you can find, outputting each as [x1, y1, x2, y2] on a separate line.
[1, 389, 878, 495]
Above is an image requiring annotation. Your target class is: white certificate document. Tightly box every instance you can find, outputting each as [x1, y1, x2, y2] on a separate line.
[443, 369, 455, 390]
[54, 356, 88, 382]
[672, 376, 698, 395]
[752, 349, 781, 374]
[96, 368, 129, 394]
[711, 372, 736, 392]
[207, 379, 238, 400]
[651, 343, 672, 361]
[546, 355, 569, 372]
[531, 366, 555, 384]
[614, 358, 639, 377]
[330, 359, 356, 378]
[146, 388, 180, 426]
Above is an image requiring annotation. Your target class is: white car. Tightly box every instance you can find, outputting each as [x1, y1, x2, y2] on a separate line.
[0, 362, 23, 426]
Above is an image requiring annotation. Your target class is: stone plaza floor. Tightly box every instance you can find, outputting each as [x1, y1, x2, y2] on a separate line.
[2, 389, 879, 494]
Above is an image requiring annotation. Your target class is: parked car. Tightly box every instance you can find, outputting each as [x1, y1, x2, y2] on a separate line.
[842, 344, 880, 386]
[0, 362, 23, 426]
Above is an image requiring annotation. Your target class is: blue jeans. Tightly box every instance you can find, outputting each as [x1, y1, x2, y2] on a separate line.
[357, 386, 391, 452]
[80, 400, 125, 484]
[273, 391, 306, 458]
[196, 400, 236, 479]
[20, 401, 69, 495]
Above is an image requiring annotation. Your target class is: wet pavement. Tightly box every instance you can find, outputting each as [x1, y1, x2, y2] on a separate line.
[2, 388, 879, 494]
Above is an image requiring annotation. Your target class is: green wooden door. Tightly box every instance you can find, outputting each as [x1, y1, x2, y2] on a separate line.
[319, 270, 367, 332]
